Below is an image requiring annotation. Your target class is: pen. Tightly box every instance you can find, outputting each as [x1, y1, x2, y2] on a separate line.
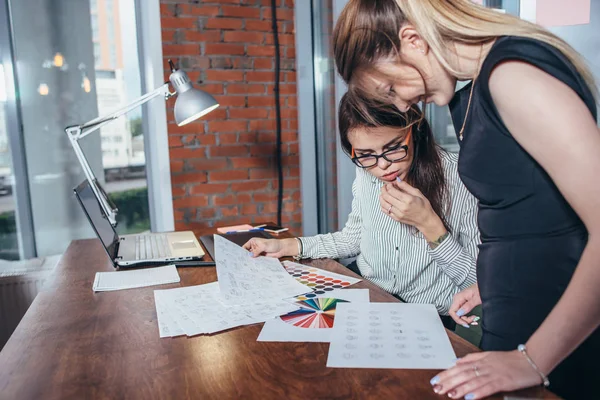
[226, 228, 265, 234]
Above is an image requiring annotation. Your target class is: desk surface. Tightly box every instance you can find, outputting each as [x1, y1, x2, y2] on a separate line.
[0, 229, 558, 400]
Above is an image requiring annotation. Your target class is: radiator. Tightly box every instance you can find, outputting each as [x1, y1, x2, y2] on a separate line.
[0, 272, 50, 350]
[0, 254, 60, 351]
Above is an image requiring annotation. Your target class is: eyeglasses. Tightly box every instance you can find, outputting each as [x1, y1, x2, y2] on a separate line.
[350, 127, 412, 169]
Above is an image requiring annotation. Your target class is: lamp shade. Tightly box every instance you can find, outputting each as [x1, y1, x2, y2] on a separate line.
[169, 68, 219, 126]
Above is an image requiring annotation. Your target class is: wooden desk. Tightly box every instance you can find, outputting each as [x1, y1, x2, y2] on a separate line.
[0, 229, 558, 399]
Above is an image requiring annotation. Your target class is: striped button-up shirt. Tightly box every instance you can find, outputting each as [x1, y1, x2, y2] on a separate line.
[300, 152, 479, 315]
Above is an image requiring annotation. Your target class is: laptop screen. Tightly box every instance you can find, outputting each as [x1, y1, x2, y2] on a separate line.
[74, 180, 119, 260]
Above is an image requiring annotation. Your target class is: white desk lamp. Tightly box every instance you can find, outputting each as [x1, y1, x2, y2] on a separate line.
[65, 60, 219, 226]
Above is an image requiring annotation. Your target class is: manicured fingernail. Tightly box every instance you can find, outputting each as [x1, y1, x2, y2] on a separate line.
[462, 324, 470, 329]
[472, 316, 480, 322]
[456, 309, 465, 317]
[430, 375, 440, 385]
[396, 177, 402, 183]
[465, 394, 475, 400]
[433, 385, 441, 394]
[470, 322, 478, 326]
[448, 390, 457, 398]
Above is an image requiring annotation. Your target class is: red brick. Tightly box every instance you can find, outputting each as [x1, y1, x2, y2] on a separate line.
[241, 204, 258, 215]
[249, 119, 277, 131]
[219, 133, 238, 144]
[171, 172, 207, 185]
[200, 83, 224, 95]
[162, 30, 176, 43]
[245, 20, 271, 32]
[247, 96, 275, 107]
[186, 5, 220, 16]
[282, 131, 297, 142]
[173, 209, 185, 221]
[213, 194, 238, 206]
[224, 31, 264, 44]
[268, 107, 296, 119]
[288, 167, 300, 177]
[209, 170, 249, 181]
[201, 108, 228, 121]
[253, 192, 278, 202]
[205, 18, 243, 30]
[205, 70, 244, 81]
[214, 95, 246, 107]
[231, 157, 271, 169]
[197, 208, 217, 219]
[173, 196, 209, 208]
[221, 207, 240, 217]
[238, 132, 258, 142]
[168, 135, 183, 148]
[227, 84, 265, 94]
[286, 71, 297, 82]
[262, 7, 294, 21]
[170, 147, 206, 159]
[285, 46, 296, 58]
[265, 33, 295, 46]
[250, 168, 276, 179]
[261, 202, 278, 214]
[254, 58, 273, 69]
[184, 31, 221, 43]
[250, 144, 276, 156]
[205, 43, 245, 56]
[222, 5, 261, 19]
[194, 134, 217, 146]
[231, 181, 270, 192]
[247, 45, 275, 57]
[163, 44, 200, 56]
[188, 158, 228, 171]
[210, 145, 249, 157]
[287, 95, 297, 107]
[246, 71, 274, 83]
[160, 4, 174, 16]
[171, 186, 186, 197]
[288, 119, 298, 130]
[161, 17, 197, 29]
[229, 108, 269, 119]
[209, 120, 248, 133]
[170, 160, 184, 173]
[190, 183, 230, 195]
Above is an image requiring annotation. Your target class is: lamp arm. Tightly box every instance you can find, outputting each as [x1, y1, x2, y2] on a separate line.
[71, 82, 172, 141]
[65, 82, 172, 226]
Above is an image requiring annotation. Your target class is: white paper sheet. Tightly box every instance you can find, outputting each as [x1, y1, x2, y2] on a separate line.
[327, 303, 456, 369]
[281, 261, 362, 293]
[93, 265, 180, 292]
[257, 289, 370, 343]
[156, 283, 300, 336]
[153, 290, 185, 338]
[214, 235, 310, 304]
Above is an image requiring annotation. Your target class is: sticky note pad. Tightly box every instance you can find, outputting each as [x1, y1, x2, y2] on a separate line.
[216, 224, 254, 234]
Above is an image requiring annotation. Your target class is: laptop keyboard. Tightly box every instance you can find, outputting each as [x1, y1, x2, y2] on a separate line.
[135, 234, 172, 260]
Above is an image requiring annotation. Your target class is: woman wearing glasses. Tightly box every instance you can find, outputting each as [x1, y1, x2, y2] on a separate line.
[244, 93, 479, 329]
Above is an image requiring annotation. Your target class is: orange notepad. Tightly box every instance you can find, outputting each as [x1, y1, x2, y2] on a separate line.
[216, 224, 254, 234]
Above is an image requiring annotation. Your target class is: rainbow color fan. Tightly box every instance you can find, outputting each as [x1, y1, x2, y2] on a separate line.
[279, 298, 349, 329]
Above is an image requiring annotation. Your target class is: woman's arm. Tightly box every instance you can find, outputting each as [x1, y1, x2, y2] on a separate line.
[300, 172, 363, 260]
[433, 60, 600, 399]
[428, 187, 479, 289]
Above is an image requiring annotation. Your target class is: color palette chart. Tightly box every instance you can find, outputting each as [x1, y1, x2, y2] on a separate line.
[282, 261, 362, 295]
[280, 298, 348, 329]
[257, 289, 370, 343]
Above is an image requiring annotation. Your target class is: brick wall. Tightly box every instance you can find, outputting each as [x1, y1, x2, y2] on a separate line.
[160, 0, 301, 234]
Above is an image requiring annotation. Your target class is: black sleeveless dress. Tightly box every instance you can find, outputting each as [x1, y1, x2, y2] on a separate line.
[449, 36, 599, 399]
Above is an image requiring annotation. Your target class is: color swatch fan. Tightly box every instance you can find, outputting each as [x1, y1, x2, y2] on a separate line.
[282, 261, 362, 294]
[257, 288, 370, 342]
[281, 298, 348, 329]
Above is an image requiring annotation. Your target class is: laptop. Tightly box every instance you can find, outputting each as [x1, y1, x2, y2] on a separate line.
[74, 180, 205, 268]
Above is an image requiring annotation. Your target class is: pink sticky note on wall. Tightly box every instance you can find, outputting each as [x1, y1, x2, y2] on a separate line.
[536, 0, 590, 27]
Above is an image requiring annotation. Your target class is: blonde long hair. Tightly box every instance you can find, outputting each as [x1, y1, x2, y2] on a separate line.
[334, 0, 597, 100]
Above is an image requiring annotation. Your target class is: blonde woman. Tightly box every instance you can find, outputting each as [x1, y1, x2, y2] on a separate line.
[333, 0, 599, 399]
